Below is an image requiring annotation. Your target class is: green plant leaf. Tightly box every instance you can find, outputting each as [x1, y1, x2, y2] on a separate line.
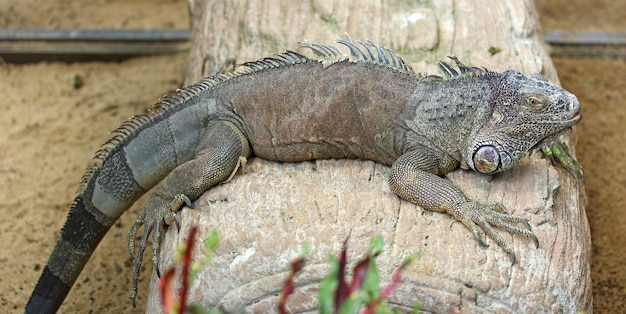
[319, 254, 339, 314]
[363, 257, 380, 301]
[368, 235, 384, 256]
[338, 294, 363, 314]
[190, 230, 220, 285]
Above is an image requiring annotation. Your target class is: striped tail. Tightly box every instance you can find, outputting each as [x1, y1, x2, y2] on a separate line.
[25, 80, 217, 313]
[25, 195, 118, 313]
[25, 140, 152, 313]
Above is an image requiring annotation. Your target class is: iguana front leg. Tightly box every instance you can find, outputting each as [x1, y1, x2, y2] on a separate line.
[127, 119, 251, 306]
[389, 148, 539, 263]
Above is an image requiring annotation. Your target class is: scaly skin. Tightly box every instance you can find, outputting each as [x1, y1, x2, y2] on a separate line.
[25, 37, 581, 313]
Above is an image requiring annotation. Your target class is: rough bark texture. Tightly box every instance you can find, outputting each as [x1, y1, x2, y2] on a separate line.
[147, 0, 591, 312]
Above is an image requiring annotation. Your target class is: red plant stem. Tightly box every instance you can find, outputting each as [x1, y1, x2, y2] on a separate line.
[278, 258, 306, 313]
[159, 269, 176, 314]
[334, 240, 350, 309]
[179, 226, 198, 314]
[379, 265, 403, 298]
[364, 264, 406, 314]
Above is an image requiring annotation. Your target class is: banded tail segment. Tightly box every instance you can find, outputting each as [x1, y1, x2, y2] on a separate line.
[25, 79, 219, 314]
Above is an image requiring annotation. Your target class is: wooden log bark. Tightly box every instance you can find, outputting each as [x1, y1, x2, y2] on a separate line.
[146, 0, 591, 312]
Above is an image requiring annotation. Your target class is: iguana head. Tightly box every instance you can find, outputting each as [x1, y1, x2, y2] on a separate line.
[466, 70, 581, 174]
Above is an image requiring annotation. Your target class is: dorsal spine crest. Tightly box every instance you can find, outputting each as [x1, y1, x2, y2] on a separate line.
[299, 34, 415, 75]
[434, 56, 490, 80]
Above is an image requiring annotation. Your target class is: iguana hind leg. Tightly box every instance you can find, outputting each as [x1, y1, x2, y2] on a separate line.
[127, 119, 251, 306]
[389, 148, 539, 264]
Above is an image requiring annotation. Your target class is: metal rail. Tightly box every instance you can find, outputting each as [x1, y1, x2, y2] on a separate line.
[0, 29, 624, 63]
[544, 30, 626, 58]
[544, 30, 626, 46]
[0, 29, 191, 42]
[0, 29, 190, 63]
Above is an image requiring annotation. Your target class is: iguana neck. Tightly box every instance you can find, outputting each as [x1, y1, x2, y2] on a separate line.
[402, 74, 498, 162]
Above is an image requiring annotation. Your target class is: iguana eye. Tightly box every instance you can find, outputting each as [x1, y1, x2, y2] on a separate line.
[527, 96, 545, 109]
[473, 146, 500, 174]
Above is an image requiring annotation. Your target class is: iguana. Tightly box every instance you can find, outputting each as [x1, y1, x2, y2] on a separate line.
[25, 37, 581, 313]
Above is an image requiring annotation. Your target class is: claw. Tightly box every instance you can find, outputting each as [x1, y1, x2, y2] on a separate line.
[461, 211, 489, 247]
[452, 200, 539, 264]
[530, 233, 539, 249]
[469, 226, 488, 248]
[182, 194, 193, 209]
[509, 251, 516, 266]
[163, 194, 191, 225]
[473, 233, 489, 248]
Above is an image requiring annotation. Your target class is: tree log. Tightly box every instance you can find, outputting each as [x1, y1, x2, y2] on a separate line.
[146, 0, 591, 312]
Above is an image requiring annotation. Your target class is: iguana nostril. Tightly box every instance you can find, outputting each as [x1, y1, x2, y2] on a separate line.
[569, 95, 580, 112]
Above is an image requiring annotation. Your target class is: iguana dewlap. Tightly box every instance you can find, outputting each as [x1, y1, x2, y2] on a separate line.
[25, 37, 581, 313]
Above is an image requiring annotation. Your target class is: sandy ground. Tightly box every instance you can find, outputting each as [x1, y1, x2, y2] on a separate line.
[1, 0, 624, 312]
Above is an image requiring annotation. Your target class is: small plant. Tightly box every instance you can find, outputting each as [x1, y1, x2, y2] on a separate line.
[315, 235, 420, 314]
[159, 226, 220, 314]
[159, 227, 420, 313]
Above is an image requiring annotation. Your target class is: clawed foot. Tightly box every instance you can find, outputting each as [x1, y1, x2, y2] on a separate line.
[127, 193, 192, 307]
[453, 201, 539, 264]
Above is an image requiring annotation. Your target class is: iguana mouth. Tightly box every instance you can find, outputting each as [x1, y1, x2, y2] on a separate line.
[545, 109, 581, 126]
[562, 110, 582, 127]
[570, 111, 582, 122]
